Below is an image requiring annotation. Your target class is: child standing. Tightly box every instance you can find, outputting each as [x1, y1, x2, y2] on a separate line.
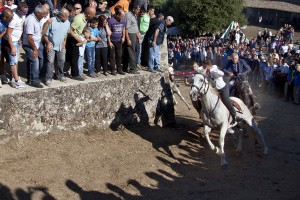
[86, 17, 99, 78]
[77, 27, 90, 79]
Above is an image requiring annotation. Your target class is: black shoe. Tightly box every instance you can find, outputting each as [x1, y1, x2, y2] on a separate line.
[128, 70, 140, 74]
[73, 75, 85, 81]
[31, 82, 44, 88]
[103, 72, 108, 76]
[111, 71, 117, 76]
[118, 70, 126, 75]
[230, 115, 236, 125]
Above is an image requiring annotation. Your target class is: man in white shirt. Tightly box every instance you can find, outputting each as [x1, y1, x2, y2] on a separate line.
[22, 4, 48, 88]
[194, 59, 237, 124]
[2, 2, 28, 88]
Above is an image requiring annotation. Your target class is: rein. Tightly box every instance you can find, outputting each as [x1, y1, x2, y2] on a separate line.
[192, 75, 220, 126]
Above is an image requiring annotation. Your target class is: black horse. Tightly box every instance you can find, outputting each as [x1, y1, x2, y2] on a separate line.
[231, 74, 260, 115]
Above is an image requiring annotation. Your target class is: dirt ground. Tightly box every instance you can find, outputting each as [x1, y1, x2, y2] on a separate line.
[1, 26, 300, 200]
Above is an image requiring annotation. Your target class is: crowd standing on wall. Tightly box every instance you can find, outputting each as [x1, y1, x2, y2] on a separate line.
[0, 0, 174, 89]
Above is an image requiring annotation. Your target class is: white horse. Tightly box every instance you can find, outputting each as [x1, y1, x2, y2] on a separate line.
[190, 73, 268, 168]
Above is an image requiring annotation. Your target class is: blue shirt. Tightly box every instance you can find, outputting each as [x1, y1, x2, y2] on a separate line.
[86, 27, 99, 47]
[46, 17, 70, 51]
[0, 15, 8, 44]
[95, 26, 108, 48]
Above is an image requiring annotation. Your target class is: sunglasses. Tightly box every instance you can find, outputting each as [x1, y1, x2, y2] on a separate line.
[75, 7, 81, 10]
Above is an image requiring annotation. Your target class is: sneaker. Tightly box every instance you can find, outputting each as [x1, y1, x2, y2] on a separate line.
[73, 75, 85, 81]
[15, 80, 26, 89]
[0, 80, 2, 88]
[60, 77, 67, 82]
[103, 72, 108, 76]
[89, 72, 97, 78]
[96, 72, 101, 77]
[31, 82, 44, 88]
[45, 79, 52, 86]
[136, 64, 142, 70]
[82, 74, 87, 79]
[111, 71, 117, 76]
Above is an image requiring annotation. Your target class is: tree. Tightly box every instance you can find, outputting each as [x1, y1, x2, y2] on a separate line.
[152, 0, 247, 36]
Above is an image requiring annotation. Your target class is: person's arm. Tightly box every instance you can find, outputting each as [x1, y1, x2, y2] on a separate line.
[42, 18, 52, 36]
[70, 26, 82, 43]
[241, 59, 251, 75]
[6, 27, 17, 56]
[152, 28, 159, 46]
[27, 34, 38, 58]
[105, 23, 112, 36]
[223, 61, 233, 77]
[121, 26, 125, 44]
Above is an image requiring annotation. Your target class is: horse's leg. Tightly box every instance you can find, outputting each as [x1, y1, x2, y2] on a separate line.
[244, 118, 268, 156]
[203, 125, 216, 151]
[219, 126, 228, 168]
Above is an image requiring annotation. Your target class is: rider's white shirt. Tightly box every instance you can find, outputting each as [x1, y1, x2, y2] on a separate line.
[197, 65, 226, 90]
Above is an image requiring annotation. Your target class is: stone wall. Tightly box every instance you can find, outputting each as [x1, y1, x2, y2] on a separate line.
[0, 72, 171, 142]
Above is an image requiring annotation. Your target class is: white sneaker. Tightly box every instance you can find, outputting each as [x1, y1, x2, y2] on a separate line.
[11, 78, 26, 89]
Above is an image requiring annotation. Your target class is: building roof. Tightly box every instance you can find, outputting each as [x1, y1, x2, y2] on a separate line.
[244, 0, 300, 13]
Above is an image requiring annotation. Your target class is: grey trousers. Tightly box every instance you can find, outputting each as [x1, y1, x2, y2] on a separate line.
[46, 48, 66, 80]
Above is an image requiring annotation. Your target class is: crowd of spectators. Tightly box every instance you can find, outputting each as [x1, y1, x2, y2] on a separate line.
[0, 0, 173, 89]
[167, 24, 300, 105]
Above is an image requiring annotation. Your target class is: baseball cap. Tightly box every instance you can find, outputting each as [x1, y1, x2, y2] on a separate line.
[98, 0, 108, 4]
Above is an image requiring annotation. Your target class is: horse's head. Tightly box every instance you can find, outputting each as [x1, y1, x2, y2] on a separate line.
[190, 73, 209, 101]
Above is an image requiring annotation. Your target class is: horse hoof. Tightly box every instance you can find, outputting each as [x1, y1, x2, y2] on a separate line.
[221, 163, 228, 169]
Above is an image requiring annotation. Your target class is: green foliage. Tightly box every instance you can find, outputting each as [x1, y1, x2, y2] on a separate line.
[151, 0, 247, 36]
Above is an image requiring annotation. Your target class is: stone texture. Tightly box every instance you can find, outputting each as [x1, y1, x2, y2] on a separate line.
[0, 72, 176, 141]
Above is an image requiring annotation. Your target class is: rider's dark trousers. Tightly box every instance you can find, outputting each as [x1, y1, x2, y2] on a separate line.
[218, 85, 237, 117]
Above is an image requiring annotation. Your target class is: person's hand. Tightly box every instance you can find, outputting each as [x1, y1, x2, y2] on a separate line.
[138, 38, 142, 44]
[121, 37, 125, 44]
[76, 37, 82, 43]
[10, 47, 16, 56]
[127, 39, 132, 46]
[152, 41, 156, 47]
[62, 42, 66, 49]
[228, 72, 234, 77]
[109, 42, 114, 48]
[33, 49, 38, 58]
[46, 43, 52, 52]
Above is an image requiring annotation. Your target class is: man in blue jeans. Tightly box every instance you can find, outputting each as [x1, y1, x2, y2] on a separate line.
[148, 16, 174, 73]
[22, 4, 48, 88]
[43, 8, 70, 83]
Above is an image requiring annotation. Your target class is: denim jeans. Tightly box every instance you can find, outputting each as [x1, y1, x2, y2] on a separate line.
[78, 55, 84, 76]
[23, 45, 40, 84]
[136, 35, 144, 65]
[148, 43, 161, 70]
[46, 48, 66, 80]
[85, 46, 95, 74]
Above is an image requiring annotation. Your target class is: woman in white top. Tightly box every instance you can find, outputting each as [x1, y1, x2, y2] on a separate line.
[194, 59, 237, 124]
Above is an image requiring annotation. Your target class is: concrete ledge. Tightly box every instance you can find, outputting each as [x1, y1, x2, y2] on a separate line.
[0, 71, 165, 141]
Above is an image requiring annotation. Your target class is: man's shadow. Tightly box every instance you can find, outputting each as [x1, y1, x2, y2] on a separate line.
[65, 180, 119, 200]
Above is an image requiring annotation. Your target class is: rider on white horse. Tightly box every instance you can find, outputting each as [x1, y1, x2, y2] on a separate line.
[193, 60, 237, 124]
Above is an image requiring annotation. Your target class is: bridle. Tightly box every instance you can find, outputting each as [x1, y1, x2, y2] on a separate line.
[191, 74, 210, 97]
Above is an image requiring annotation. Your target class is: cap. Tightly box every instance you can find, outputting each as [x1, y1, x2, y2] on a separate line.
[98, 0, 107, 4]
